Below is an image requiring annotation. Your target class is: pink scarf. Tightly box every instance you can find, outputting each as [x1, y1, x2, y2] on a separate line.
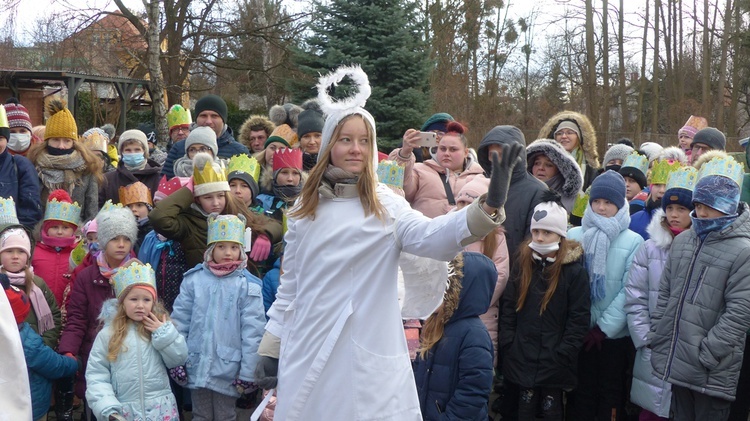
[96, 252, 132, 279]
[41, 232, 77, 248]
[5, 269, 55, 333]
[207, 260, 244, 277]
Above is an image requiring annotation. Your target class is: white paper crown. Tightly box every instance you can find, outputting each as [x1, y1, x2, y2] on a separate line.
[698, 155, 744, 186]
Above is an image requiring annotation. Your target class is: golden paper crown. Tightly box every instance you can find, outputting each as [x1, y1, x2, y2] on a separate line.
[683, 115, 708, 131]
[112, 262, 157, 300]
[649, 159, 683, 185]
[167, 104, 192, 129]
[194, 157, 227, 186]
[698, 155, 744, 186]
[665, 167, 699, 192]
[0, 105, 8, 129]
[119, 181, 153, 207]
[227, 154, 261, 182]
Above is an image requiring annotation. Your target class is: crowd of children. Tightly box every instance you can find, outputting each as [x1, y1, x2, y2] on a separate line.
[1, 66, 750, 421]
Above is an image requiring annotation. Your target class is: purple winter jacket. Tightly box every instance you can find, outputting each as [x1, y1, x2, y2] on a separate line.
[57, 264, 115, 398]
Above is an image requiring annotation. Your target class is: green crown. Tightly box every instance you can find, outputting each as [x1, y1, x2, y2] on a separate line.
[112, 262, 156, 300]
[698, 155, 744, 186]
[650, 159, 683, 185]
[227, 154, 261, 182]
[167, 104, 192, 128]
[572, 191, 589, 217]
[666, 167, 699, 192]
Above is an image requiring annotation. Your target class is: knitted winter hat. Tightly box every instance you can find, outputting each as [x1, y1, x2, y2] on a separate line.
[603, 144, 634, 167]
[455, 176, 490, 205]
[693, 175, 740, 215]
[0, 105, 8, 143]
[530, 192, 569, 238]
[0, 228, 31, 257]
[118, 129, 150, 157]
[420, 112, 454, 132]
[44, 100, 77, 140]
[639, 142, 664, 163]
[96, 202, 138, 249]
[691, 127, 726, 151]
[297, 100, 324, 138]
[4, 98, 32, 132]
[194, 94, 228, 123]
[4, 282, 30, 324]
[589, 170, 627, 209]
[192, 152, 229, 196]
[185, 126, 218, 157]
[81, 128, 109, 153]
[264, 124, 298, 149]
[554, 120, 581, 138]
[83, 219, 98, 235]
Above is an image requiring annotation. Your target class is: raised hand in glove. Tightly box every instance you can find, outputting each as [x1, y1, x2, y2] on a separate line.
[583, 325, 606, 352]
[485, 143, 525, 209]
[250, 234, 271, 262]
[254, 355, 279, 390]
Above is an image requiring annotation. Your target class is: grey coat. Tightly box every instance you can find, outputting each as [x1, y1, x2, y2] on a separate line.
[650, 202, 750, 401]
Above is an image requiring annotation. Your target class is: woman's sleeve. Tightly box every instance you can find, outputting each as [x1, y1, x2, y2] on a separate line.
[265, 218, 299, 338]
[149, 187, 193, 242]
[388, 150, 418, 202]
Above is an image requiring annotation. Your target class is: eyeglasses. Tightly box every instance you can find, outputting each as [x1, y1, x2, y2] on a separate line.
[691, 144, 710, 153]
[173, 127, 190, 134]
[187, 146, 212, 155]
[430, 130, 446, 139]
[555, 130, 578, 137]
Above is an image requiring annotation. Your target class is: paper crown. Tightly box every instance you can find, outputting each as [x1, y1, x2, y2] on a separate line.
[81, 128, 108, 153]
[683, 115, 708, 131]
[119, 181, 153, 207]
[0, 105, 8, 129]
[267, 124, 299, 148]
[621, 152, 649, 175]
[207, 214, 246, 246]
[44, 196, 82, 225]
[666, 167, 699, 192]
[227, 154, 261, 182]
[100, 199, 125, 213]
[376, 160, 405, 189]
[273, 148, 303, 172]
[155, 175, 188, 201]
[649, 159, 683, 185]
[698, 155, 744, 186]
[112, 261, 157, 300]
[0, 197, 19, 225]
[167, 104, 192, 129]
[193, 155, 228, 186]
[572, 191, 590, 218]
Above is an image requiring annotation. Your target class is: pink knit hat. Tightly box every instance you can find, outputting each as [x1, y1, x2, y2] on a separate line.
[455, 176, 490, 205]
[0, 228, 31, 257]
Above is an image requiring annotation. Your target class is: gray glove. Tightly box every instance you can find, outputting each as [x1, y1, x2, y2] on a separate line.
[485, 143, 524, 209]
[254, 355, 279, 390]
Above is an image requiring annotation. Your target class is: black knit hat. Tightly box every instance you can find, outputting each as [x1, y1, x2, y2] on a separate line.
[194, 95, 228, 123]
[228, 170, 260, 202]
[297, 100, 324, 138]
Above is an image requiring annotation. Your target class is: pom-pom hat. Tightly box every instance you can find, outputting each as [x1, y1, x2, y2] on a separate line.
[4, 98, 32, 132]
[297, 100, 324, 138]
[44, 100, 77, 140]
[589, 170, 627, 210]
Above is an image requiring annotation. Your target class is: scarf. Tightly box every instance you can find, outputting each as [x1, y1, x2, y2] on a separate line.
[5, 269, 55, 333]
[96, 251, 132, 279]
[173, 156, 194, 178]
[207, 260, 244, 277]
[41, 231, 77, 248]
[572, 147, 587, 172]
[691, 212, 738, 240]
[35, 150, 87, 191]
[581, 204, 631, 302]
[544, 173, 566, 195]
[319, 165, 360, 199]
[273, 183, 302, 202]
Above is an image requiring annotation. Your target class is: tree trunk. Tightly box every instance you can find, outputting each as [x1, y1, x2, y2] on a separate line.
[716, 0, 733, 129]
[702, 0, 711, 116]
[677, 0, 684, 102]
[727, 1, 741, 136]
[651, 0, 660, 135]
[618, 0, 628, 132]
[145, 0, 169, 147]
[585, 0, 599, 132]
[602, 0, 610, 146]
[635, 0, 649, 142]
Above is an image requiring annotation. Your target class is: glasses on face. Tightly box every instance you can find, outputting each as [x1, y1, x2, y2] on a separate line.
[430, 130, 446, 140]
[691, 144, 709, 153]
[555, 130, 577, 137]
[173, 127, 190, 134]
[187, 146, 211, 156]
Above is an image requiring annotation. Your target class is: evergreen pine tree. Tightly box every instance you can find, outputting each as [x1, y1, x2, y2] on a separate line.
[288, 0, 431, 150]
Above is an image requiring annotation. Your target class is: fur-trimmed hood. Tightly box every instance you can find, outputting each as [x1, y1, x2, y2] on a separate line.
[526, 138, 583, 198]
[645, 208, 674, 250]
[238, 115, 275, 150]
[562, 240, 584, 264]
[446, 252, 497, 322]
[692, 149, 729, 170]
[538, 110, 600, 169]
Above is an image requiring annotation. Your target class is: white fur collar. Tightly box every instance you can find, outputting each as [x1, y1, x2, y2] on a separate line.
[645, 208, 673, 250]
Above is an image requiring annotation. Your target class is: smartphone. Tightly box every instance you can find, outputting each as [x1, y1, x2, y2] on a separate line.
[417, 131, 438, 147]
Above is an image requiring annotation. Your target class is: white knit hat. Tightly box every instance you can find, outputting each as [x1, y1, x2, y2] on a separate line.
[530, 200, 568, 238]
[118, 129, 150, 157]
[95, 204, 138, 249]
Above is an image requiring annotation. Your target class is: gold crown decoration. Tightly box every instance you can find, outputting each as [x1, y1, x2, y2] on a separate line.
[194, 157, 227, 186]
[119, 181, 153, 207]
[167, 104, 192, 129]
[112, 261, 157, 300]
[665, 167, 699, 192]
[621, 152, 649, 176]
[227, 154, 261, 182]
[0, 104, 8, 129]
[698, 155, 745, 187]
[649, 159, 683, 185]
[193, 153, 229, 196]
[376, 160, 405, 189]
[572, 191, 589, 218]
[683, 115, 708, 131]
[44, 197, 82, 225]
[0, 196, 18, 225]
[207, 214, 246, 246]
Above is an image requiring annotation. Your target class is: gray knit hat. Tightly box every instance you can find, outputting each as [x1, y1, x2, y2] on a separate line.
[95, 204, 138, 249]
[691, 127, 727, 151]
[118, 129, 150, 157]
[603, 144, 634, 167]
[185, 126, 218, 157]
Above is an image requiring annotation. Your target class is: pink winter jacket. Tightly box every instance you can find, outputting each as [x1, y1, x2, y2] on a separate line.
[464, 229, 510, 364]
[389, 149, 484, 218]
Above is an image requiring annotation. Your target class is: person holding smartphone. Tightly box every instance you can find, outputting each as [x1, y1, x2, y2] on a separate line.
[389, 121, 485, 218]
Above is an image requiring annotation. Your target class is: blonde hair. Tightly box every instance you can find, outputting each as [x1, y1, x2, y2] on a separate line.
[291, 114, 384, 220]
[417, 253, 464, 359]
[515, 237, 571, 315]
[107, 298, 169, 362]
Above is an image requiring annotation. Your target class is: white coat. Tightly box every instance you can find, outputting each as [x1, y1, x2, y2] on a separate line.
[0, 288, 33, 421]
[266, 184, 496, 420]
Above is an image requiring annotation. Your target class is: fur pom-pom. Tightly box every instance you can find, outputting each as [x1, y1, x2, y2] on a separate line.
[301, 99, 322, 113]
[98, 298, 119, 324]
[192, 152, 213, 171]
[658, 146, 688, 165]
[540, 189, 563, 205]
[5, 97, 19, 105]
[47, 99, 67, 116]
[101, 124, 116, 140]
[316, 65, 372, 116]
[48, 189, 73, 203]
[269, 104, 289, 126]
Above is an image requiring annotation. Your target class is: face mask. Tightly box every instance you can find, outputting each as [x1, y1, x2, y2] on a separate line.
[87, 242, 101, 253]
[122, 152, 145, 167]
[8, 133, 31, 152]
[529, 241, 560, 256]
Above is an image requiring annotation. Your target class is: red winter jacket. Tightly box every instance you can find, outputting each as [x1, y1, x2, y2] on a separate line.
[32, 242, 75, 306]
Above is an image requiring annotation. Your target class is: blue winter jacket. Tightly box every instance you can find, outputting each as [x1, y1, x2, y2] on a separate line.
[629, 199, 660, 240]
[161, 126, 248, 178]
[413, 252, 496, 421]
[568, 226, 644, 339]
[0, 150, 42, 230]
[262, 258, 281, 315]
[20, 322, 78, 421]
[171, 263, 266, 397]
